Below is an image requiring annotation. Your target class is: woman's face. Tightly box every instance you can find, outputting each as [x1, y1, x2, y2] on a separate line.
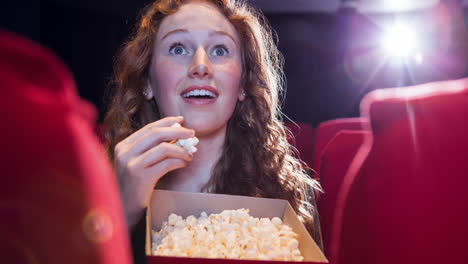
[148, 1, 243, 137]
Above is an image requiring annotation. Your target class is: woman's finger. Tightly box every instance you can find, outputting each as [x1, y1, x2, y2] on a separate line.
[119, 125, 194, 161]
[144, 158, 188, 182]
[139, 142, 193, 169]
[116, 116, 184, 150]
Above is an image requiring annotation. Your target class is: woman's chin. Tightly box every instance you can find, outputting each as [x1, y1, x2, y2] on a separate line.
[184, 121, 227, 139]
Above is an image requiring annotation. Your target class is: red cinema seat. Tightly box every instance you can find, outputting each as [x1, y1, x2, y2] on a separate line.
[317, 130, 369, 258]
[313, 118, 367, 175]
[284, 122, 316, 170]
[0, 30, 132, 264]
[330, 78, 468, 264]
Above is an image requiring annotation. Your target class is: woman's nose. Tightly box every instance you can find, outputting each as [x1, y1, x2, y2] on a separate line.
[188, 47, 213, 79]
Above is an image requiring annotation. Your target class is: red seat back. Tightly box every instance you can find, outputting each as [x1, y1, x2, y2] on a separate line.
[330, 79, 468, 264]
[313, 118, 367, 174]
[317, 130, 369, 258]
[0, 30, 132, 264]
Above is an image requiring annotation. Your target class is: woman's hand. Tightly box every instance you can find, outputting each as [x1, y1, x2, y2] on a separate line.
[113, 116, 194, 229]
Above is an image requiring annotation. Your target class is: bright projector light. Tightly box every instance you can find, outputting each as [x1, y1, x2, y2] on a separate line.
[381, 23, 419, 58]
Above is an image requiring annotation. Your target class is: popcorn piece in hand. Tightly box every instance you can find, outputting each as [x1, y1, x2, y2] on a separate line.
[171, 123, 199, 154]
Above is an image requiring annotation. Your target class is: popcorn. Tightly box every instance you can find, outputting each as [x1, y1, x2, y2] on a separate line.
[151, 209, 304, 261]
[171, 123, 199, 154]
[271, 217, 282, 226]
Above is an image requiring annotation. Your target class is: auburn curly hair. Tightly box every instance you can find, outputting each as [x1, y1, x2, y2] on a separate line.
[103, 0, 323, 244]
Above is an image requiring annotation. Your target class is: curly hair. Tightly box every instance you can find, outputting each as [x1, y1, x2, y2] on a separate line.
[103, 0, 322, 243]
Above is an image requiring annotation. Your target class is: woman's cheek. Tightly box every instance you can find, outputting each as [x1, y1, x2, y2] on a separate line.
[220, 61, 242, 87]
[154, 59, 183, 93]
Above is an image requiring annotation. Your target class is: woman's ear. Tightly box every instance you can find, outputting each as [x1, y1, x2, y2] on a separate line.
[144, 81, 154, 100]
[238, 89, 246, 101]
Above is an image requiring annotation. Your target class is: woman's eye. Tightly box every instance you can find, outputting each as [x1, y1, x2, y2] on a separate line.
[212, 46, 228, 56]
[169, 44, 187, 55]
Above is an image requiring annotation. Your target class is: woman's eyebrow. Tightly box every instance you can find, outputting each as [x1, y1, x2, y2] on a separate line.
[210, 30, 237, 44]
[161, 28, 189, 41]
[160, 28, 236, 44]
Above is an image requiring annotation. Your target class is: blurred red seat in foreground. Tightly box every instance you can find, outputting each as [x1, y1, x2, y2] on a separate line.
[0, 30, 132, 264]
[317, 130, 369, 258]
[330, 78, 468, 264]
[313, 118, 367, 174]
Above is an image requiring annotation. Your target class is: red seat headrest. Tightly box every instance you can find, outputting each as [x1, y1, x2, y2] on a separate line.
[0, 30, 132, 264]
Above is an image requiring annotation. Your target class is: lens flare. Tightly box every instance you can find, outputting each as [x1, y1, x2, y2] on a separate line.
[381, 22, 419, 58]
[82, 209, 114, 244]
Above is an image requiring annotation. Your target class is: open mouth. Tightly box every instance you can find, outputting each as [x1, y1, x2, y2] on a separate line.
[181, 89, 218, 99]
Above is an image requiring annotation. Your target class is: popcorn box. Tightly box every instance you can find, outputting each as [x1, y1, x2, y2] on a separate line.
[146, 190, 328, 264]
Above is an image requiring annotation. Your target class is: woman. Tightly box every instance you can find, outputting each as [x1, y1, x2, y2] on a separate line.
[103, 0, 323, 258]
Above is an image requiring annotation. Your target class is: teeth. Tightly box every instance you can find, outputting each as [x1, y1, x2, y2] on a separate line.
[182, 89, 217, 98]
